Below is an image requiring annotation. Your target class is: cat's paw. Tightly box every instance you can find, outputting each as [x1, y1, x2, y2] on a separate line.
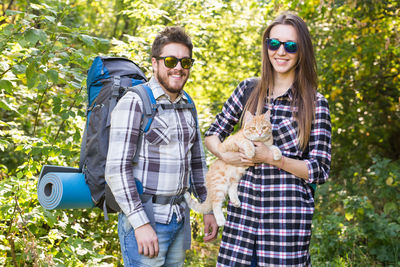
[245, 146, 256, 158]
[273, 152, 282, 161]
[231, 199, 241, 207]
[272, 147, 282, 161]
[215, 215, 226, 226]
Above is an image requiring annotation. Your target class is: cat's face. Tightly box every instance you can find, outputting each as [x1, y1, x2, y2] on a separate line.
[243, 113, 272, 141]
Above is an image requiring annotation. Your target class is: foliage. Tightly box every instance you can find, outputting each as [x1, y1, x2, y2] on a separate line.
[0, 0, 399, 266]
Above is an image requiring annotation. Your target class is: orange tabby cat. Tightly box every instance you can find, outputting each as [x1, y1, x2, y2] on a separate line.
[185, 111, 282, 226]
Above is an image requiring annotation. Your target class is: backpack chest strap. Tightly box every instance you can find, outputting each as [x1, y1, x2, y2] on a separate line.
[140, 192, 186, 205]
[159, 103, 195, 110]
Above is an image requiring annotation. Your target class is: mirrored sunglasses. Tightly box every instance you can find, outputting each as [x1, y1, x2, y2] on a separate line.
[266, 38, 298, 53]
[156, 56, 195, 69]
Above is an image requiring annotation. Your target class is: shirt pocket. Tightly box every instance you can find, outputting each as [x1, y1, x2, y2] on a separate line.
[144, 116, 170, 145]
[274, 118, 299, 152]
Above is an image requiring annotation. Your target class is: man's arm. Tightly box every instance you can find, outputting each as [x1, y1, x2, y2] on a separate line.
[105, 92, 159, 257]
[134, 224, 159, 258]
[189, 125, 219, 241]
[203, 214, 218, 242]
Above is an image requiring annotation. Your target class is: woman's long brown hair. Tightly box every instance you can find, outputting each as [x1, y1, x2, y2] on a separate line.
[244, 12, 317, 150]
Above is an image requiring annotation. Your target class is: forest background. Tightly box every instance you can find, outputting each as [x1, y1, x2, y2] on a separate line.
[0, 0, 399, 266]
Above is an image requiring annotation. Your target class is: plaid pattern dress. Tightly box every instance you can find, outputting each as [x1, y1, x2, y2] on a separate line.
[205, 78, 331, 266]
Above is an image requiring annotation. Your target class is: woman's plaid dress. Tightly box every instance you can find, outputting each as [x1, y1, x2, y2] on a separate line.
[205, 78, 331, 266]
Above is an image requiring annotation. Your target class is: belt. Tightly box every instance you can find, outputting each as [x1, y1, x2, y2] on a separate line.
[140, 193, 185, 205]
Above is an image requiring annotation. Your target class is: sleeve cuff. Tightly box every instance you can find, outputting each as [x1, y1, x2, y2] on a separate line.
[127, 209, 150, 230]
[304, 159, 315, 183]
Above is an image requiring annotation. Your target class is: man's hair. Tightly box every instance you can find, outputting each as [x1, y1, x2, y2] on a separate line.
[151, 26, 193, 58]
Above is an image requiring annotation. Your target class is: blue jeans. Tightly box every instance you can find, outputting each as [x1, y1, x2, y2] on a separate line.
[118, 212, 186, 267]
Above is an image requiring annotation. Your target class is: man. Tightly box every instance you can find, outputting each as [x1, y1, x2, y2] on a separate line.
[105, 26, 218, 267]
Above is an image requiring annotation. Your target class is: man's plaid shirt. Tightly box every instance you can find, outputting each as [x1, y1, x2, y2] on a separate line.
[105, 77, 207, 230]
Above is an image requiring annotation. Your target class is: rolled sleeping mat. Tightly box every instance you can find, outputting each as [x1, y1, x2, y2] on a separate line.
[37, 165, 94, 210]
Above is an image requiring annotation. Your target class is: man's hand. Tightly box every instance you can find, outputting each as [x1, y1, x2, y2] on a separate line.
[203, 214, 219, 242]
[134, 223, 159, 258]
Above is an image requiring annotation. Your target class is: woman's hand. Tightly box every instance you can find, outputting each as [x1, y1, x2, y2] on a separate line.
[253, 142, 274, 164]
[206, 135, 252, 167]
[250, 141, 309, 180]
[239, 141, 271, 165]
[220, 151, 254, 167]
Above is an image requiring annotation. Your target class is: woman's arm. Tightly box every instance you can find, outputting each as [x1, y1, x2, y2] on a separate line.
[249, 142, 309, 179]
[205, 135, 253, 167]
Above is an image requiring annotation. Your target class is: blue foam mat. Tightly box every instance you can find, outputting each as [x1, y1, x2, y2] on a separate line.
[37, 172, 94, 210]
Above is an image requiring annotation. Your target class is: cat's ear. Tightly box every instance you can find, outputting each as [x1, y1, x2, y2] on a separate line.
[264, 110, 270, 121]
[243, 111, 254, 123]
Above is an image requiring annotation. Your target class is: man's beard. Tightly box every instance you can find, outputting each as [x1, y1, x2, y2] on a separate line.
[156, 68, 189, 95]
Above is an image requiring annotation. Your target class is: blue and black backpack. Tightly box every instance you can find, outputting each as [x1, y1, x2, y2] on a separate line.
[79, 56, 197, 217]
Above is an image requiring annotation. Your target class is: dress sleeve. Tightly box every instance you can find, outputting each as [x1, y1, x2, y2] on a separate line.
[304, 93, 332, 184]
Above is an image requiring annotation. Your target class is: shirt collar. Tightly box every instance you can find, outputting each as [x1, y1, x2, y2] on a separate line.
[286, 87, 294, 101]
[148, 77, 187, 103]
[270, 87, 294, 101]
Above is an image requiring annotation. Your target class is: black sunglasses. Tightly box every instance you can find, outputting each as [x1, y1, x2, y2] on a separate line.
[155, 56, 195, 69]
[266, 38, 298, 53]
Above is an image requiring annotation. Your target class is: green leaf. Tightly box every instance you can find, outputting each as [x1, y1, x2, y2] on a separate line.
[0, 139, 9, 151]
[30, 3, 44, 10]
[5, 10, 23, 15]
[47, 70, 59, 83]
[71, 81, 81, 89]
[0, 80, 13, 93]
[79, 34, 95, 47]
[384, 202, 397, 214]
[44, 16, 56, 23]
[0, 100, 13, 111]
[12, 64, 26, 74]
[61, 110, 69, 120]
[36, 29, 48, 43]
[24, 29, 47, 45]
[26, 62, 37, 88]
[24, 29, 40, 45]
[43, 210, 57, 227]
[345, 212, 354, 221]
[2, 24, 15, 35]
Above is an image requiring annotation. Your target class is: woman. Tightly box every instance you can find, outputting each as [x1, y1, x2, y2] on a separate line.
[205, 12, 331, 266]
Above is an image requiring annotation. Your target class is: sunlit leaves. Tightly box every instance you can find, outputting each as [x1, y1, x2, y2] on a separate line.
[24, 29, 47, 45]
[0, 80, 13, 93]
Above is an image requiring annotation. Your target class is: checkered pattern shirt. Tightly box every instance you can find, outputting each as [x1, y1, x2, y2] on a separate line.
[105, 77, 207, 230]
[205, 78, 331, 266]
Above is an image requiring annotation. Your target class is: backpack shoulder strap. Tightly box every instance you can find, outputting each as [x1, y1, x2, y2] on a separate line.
[127, 84, 158, 131]
[158, 90, 198, 129]
[183, 90, 198, 129]
[126, 84, 158, 163]
[125, 86, 198, 163]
